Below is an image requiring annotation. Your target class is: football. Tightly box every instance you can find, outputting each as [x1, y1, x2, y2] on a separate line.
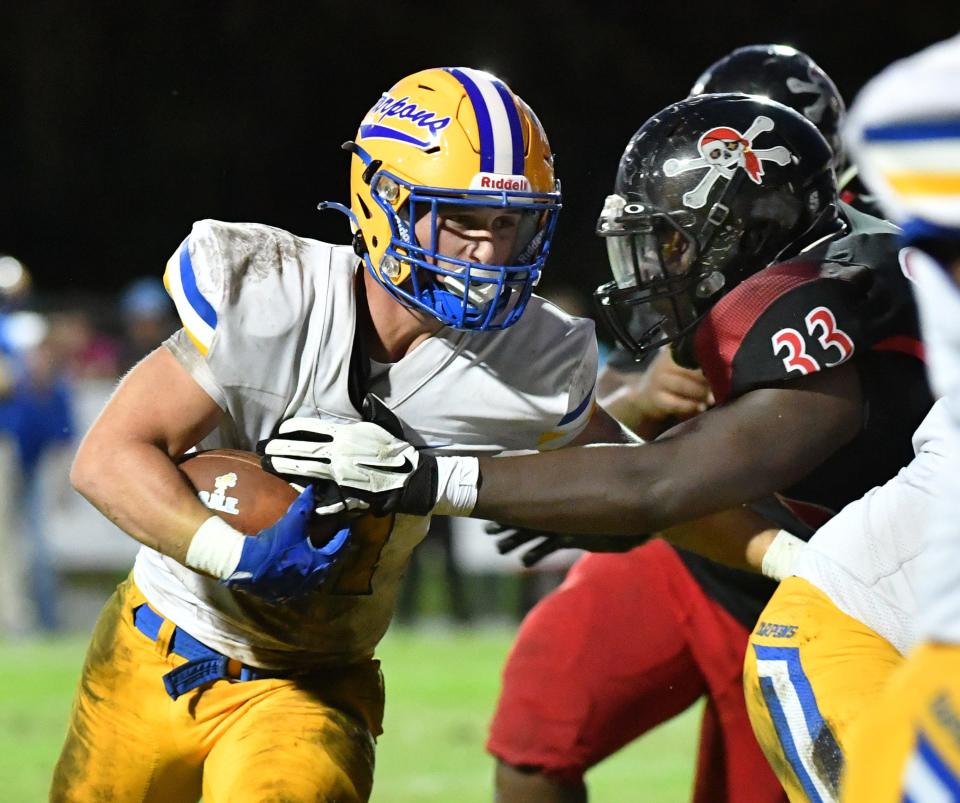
[177, 449, 300, 535]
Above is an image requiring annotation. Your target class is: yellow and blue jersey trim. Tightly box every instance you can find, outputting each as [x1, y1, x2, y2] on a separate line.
[754, 644, 841, 803]
[902, 729, 960, 802]
[163, 238, 218, 356]
[861, 118, 960, 200]
[536, 387, 596, 448]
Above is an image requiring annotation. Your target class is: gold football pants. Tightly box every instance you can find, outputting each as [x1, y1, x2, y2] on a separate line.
[51, 575, 384, 803]
[743, 576, 902, 803]
[842, 642, 960, 802]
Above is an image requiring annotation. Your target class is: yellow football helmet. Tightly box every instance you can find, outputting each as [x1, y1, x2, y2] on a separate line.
[322, 67, 561, 331]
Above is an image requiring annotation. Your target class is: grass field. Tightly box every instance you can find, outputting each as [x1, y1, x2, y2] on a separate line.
[0, 626, 701, 801]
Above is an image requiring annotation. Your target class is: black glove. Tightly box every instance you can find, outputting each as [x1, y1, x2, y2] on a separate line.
[486, 522, 649, 568]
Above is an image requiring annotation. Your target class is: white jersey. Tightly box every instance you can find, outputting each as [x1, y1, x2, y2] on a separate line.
[844, 34, 960, 232]
[134, 219, 597, 669]
[908, 249, 960, 644]
[792, 399, 949, 655]
[844, 35, 960, 646]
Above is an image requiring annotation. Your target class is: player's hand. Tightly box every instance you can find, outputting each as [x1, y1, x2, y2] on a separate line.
[602, 349, 713, 438]
[486, 522, 649, 568]
[260, 397, 440, 517]
[224, 485, 351, 602]
[636, 349, 713, 418]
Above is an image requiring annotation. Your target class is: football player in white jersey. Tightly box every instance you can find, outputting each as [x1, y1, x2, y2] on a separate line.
[744, 37, 960, 803]
[838, 35, 960, 802]
[50, 67, 626, 803]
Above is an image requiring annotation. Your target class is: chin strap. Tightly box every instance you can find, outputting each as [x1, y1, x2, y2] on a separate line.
[696, 169, 746, 251]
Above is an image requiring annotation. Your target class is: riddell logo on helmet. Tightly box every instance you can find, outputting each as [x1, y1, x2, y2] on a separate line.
[470, 173, 531, 192]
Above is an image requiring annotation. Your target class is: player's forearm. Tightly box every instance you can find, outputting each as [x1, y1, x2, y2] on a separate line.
[471, 371, 862, 534]
[474, 443, 683, 534]
[659, 507, 780, 572]
[71, 435, 212, 564]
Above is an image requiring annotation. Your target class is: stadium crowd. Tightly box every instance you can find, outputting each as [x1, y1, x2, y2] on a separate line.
[0, 268, 178, 634]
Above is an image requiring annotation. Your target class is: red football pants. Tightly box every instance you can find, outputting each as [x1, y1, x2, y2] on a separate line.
[487, 539, 786, 803]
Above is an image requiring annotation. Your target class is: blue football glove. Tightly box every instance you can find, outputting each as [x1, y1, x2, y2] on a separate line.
[224, 485, 351, 602]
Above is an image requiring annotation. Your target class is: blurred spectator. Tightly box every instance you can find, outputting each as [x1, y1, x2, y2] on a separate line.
[47, 309, 120, 381]
[0, 255, 33, 310]
[0, 316, 76, 632]
[117, 277, 177, 374]
[0, 260, 77, 633]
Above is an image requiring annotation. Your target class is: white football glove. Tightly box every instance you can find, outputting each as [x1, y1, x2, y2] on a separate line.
[261, 417, 436, 515]
[261, 395, 481, 518]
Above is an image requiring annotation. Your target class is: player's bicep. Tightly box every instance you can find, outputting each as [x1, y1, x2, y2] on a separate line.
[86, 347, 223, 459]
[654, 362, 863, 518]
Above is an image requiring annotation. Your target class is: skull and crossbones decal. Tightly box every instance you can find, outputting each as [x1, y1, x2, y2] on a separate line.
[663, 115, 792, 209]
[786, 67, 832, 124]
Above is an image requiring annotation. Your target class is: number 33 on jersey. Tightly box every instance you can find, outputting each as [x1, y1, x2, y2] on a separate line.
[773, 305, 855, 374]
[691, 231, 923, 404]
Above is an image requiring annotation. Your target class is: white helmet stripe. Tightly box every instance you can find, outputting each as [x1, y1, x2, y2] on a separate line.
[448, 68, 523, 175]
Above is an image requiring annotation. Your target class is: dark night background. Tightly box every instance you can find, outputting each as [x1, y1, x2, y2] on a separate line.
[2, 2, 957, 305]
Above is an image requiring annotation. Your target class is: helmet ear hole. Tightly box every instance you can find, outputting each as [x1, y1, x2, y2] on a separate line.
[356, 194, 372, 220]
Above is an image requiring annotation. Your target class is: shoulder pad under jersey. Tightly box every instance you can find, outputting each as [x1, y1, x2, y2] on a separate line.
[163, 219, 314, 357]
[694, 258, 868, 403]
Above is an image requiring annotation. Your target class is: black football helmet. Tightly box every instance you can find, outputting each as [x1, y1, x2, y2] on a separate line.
[690, 44, 846, 170]
[594, 93, 839, 364]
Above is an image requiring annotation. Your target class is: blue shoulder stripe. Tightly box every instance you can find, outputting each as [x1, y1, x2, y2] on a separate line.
[558, 384, 595, 426]
[863, 119, 960, 143]
[179, 241, 217, 330]
[914, 729, 960, 797]
[901, 218, 960, 244]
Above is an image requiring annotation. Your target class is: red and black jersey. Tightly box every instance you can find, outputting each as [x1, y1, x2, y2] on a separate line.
[680, 213, 934, 626]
